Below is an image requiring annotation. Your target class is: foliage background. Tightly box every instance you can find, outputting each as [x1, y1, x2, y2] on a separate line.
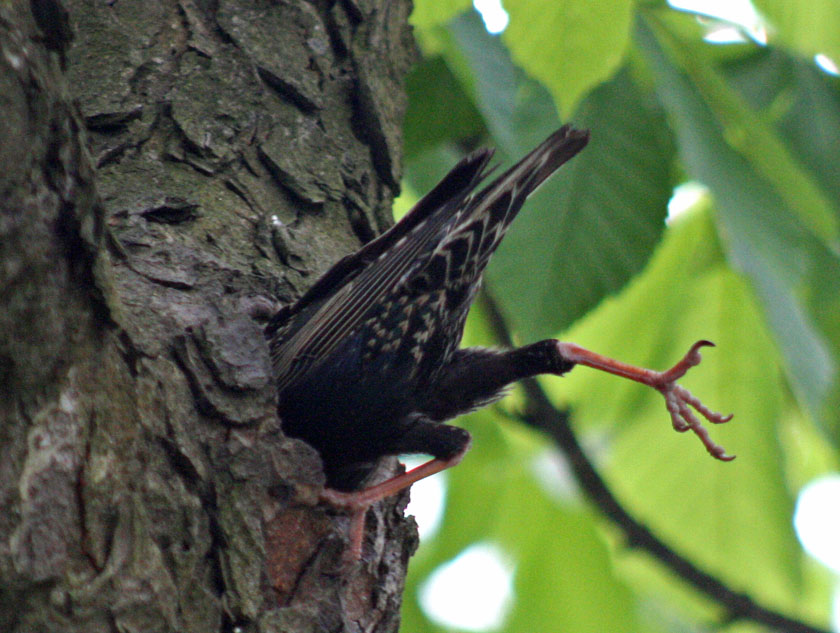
[398, 0, 840, 631]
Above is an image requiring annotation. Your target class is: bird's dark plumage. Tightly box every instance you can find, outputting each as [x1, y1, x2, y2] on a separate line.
[267, 125, 733, 516]
[268, 126, 589, 490]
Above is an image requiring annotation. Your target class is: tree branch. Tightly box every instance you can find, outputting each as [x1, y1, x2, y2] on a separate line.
[478, 290, 829, 633]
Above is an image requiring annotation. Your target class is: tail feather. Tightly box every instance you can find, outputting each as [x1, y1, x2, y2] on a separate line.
[430, 125, 589, 286]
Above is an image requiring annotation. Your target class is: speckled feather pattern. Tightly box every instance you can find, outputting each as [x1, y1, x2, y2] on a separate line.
[267, 126, 590, 489]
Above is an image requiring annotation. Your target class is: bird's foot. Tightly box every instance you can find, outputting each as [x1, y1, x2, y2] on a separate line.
[555, 340, 734, 461]
[321, 451, 468, 561]
[318, 490, 368, 564]
[651, 341, 734, 460]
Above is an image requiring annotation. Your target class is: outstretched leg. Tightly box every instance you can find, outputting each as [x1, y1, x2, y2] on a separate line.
[320, 340, 732, 561]
[419, 338, 732, 461]
[554, 339, 734, 460]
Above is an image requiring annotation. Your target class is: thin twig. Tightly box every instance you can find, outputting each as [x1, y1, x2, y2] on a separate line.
[478, 289, 829, 633]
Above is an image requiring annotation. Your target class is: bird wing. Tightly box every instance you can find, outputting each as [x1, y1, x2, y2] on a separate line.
[270, 126, 589, 392]
[269, 148, 495, 391]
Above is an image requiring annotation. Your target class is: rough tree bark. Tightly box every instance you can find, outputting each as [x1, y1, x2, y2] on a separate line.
[1, 1, 419, 631]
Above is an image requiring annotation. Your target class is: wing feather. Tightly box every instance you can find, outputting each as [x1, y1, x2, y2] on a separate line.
[431, 126, 589, 285]
[270, 126, 590, 392]
[271, 149, 495, 389]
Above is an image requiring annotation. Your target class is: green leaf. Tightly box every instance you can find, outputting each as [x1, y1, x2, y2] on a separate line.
[410, 0, 473, 29]
[753, 0, 840, 65]
[444, 12, 674, 339]
[503, 0, 634, 117]
[638, 13, 840, 433]
[648, 14, 840, 249]
[504, 503, 641, 633]
[448, 13, 528, 152]
[554, 206, 813, 620]
[721, 48, 840, 247]
[404, 56, 486, 159]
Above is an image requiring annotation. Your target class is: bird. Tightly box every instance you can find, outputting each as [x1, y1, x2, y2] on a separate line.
[266, 125, 733, 558]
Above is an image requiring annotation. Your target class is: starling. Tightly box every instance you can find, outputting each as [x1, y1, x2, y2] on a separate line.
[267, 126, 732, 557]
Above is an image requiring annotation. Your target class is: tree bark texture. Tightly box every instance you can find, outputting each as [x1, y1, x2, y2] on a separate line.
[1, 1, 418, 631]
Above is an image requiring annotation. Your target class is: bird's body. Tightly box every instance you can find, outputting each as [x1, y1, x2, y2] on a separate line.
[267, 126, 731, 551]
[268, 127, 588, 489]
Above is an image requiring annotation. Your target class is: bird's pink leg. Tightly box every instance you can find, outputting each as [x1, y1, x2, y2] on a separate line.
[555, 339, 734, 461]
[320, 446, 470, 561]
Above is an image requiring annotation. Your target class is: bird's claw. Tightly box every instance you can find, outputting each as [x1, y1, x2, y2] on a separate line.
[653, 340, 734, 461]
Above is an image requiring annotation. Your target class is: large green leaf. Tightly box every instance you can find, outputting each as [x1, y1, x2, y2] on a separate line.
[554, 206, 818, 622]
[443, 12, 674, 339]
[638, 13, 840, 434]
[404, 55, 486, 159]
[448, 12, 533, 153]
[722, 48, 840, 207]
[500, 471, 641, 633]
[503, 0, 634, 117]
[721, 49, 840, 426]
[648, 16, 839, 249]
[410, 0, 473, 29]
[753, 0, 840, 65]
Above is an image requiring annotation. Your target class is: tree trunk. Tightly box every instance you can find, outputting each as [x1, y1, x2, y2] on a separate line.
[1, 0, 418, 631]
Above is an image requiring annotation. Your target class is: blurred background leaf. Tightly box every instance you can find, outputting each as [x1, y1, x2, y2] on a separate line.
[400, 1, 840, 631]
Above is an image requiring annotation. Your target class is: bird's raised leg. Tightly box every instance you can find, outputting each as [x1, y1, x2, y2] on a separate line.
[554, 339, 734, 460]
[319, 340, 732, 561]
